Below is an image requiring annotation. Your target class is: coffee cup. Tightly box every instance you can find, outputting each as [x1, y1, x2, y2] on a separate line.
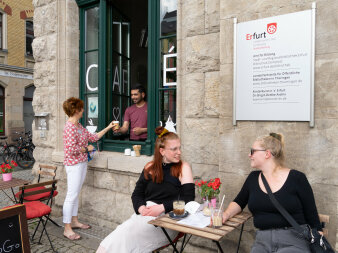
[133, 145, 141, 157]
[124, 148, 131, 156]
[212, 208, 223, 228]
[130, 151, 136, 157]
[173, 200, 185, 216]
[112, 121, 119, 130]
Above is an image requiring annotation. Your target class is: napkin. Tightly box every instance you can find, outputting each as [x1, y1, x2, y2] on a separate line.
[185, 201, 201, 214]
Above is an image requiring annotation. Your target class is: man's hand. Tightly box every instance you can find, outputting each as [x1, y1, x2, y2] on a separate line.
[133, 127, 146, 136]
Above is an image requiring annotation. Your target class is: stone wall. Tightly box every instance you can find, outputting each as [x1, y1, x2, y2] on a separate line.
[178, 0, 338, 252]
[32, 0, 337, 252]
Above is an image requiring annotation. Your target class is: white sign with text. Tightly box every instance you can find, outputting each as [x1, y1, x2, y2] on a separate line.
[235, 10, 313, 121]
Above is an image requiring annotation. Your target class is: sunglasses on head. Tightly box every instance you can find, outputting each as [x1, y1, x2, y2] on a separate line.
[250, 148, 266, 155]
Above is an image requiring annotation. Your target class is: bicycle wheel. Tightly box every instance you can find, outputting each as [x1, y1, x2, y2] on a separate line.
[0, 144, 5, 163]
[16, 148, 35, 169]
[2, 145, 18, 163]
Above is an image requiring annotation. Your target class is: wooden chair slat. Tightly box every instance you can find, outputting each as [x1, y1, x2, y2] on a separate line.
[319, 214, 329, 224]
[19, 180, 57, 191]
[39, 164, 57, 171]
[18, 186, 57, 198]
[38, 171, 56, 177]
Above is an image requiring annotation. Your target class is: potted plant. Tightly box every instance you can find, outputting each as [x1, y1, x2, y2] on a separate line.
[0, 160, 18, 181]
[195, 178, 222, 214]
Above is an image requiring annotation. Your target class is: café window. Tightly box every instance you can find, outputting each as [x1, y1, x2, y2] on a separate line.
[159, 0, 177, 124]
[25, 20, 34, 56]
[77, 0, 177, 155]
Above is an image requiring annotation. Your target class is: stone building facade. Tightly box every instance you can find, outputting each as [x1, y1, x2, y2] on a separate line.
[0, 0, 35, 140]
[32, 0, 337, 252]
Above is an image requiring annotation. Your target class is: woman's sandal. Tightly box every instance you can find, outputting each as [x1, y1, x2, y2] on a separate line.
[71, 224, 91, 230]
[63, 233, 81, 241]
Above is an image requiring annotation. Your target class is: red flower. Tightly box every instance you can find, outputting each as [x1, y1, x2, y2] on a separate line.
[6, 164, 11, 169]
[10, 161, 18, 167]
[1, 168, 5, 173]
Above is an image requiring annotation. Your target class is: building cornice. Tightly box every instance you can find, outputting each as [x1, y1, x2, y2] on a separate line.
[0, 64, 33, 74]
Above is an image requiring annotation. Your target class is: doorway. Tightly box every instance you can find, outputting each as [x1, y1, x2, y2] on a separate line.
[23, 85, 35, 134]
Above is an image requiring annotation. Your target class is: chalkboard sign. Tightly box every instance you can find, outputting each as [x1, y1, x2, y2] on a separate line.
[0, 205, 30, 253]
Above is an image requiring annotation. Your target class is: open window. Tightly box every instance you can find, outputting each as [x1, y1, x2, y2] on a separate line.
[25, 20, 34, 56]
[77, 0, 177, 155]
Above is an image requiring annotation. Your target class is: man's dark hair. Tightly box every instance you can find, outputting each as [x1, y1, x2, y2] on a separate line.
[131, 84, 146, 95]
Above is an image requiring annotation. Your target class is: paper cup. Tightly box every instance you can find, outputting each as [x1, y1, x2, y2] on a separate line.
[113, 121, 120, 129]
[124, 148, 131, 156]
[130, 151, 136, 157]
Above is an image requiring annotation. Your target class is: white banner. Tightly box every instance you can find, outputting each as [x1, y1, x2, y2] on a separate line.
[0, 70, 33, 80]
[235, 10, 313, 121]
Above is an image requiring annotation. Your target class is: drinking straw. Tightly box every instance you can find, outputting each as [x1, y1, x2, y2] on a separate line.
[218, 195, 225, 216]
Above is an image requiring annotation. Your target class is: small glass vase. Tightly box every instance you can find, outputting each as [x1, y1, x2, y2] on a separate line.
[201, 198, 212, 216]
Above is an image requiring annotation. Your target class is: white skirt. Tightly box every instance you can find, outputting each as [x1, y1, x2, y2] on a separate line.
[97, 201, 178, 253]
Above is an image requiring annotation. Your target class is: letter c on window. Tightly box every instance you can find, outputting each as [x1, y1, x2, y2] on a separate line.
[86, 64, 98, 91]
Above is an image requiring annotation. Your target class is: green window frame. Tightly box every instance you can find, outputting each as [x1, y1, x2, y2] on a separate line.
[76, 0, 177, 156]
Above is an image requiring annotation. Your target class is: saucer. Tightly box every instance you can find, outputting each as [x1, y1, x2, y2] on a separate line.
[169, 211, 189, 219]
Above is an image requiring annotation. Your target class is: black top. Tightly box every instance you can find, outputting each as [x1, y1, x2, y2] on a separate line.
[131, 163, 195, 214]
[234, 170, 322, 231]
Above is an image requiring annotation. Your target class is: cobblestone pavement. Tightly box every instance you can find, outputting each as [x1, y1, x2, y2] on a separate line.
[1, 169, 110, 253]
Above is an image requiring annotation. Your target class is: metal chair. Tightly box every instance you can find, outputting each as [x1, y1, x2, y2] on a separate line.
[15, 164, 60, 227]
[9, 180, 58, 252]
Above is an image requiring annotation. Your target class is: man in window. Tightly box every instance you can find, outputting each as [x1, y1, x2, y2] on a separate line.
[113, 85, 147, 141]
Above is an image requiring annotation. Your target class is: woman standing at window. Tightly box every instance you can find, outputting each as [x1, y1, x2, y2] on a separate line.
[62, 97, 114, 240]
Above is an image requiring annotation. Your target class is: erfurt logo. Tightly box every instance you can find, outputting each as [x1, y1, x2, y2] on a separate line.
[246, 32, 267, 40]
[267, 23, 277, 34]
[246, 22, 277, 40]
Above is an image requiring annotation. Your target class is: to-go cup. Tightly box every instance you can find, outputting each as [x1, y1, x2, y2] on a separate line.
[113, 121, 120, 129]
[173, 200, 185, 216]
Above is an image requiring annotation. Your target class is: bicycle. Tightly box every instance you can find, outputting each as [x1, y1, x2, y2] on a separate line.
[0, 136, 18, 164]
[15, 131, 35, 169]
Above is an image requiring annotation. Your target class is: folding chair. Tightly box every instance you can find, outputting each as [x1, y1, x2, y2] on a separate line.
[153, 232, 189, 253]
[15, 164, 60, 227]
[15, 180, 58, 252]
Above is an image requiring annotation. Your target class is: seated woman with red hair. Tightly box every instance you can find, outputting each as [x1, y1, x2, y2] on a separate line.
[96, 126, 195, 253]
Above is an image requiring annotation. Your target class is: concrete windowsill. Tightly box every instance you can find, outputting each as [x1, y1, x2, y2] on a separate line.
[52, 150, 153, 175]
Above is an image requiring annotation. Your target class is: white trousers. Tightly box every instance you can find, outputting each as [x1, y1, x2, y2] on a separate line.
[63, 162, 87, 224]
[97, 201, 178, 253]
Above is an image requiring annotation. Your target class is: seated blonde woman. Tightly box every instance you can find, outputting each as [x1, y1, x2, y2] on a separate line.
[222, 133, 322, 253]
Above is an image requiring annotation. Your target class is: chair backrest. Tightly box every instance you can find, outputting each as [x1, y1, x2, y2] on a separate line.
[18, 180, 58, 204]
[319, 214, 329, 237]
[37, 164, 57, 183]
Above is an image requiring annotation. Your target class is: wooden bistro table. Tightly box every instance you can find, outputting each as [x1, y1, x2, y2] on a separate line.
[0, 177, 30, 204]
[149, 211, 252, 253]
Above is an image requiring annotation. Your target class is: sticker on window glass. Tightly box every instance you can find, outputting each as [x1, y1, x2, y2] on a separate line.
[88, 97, 98, 118]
